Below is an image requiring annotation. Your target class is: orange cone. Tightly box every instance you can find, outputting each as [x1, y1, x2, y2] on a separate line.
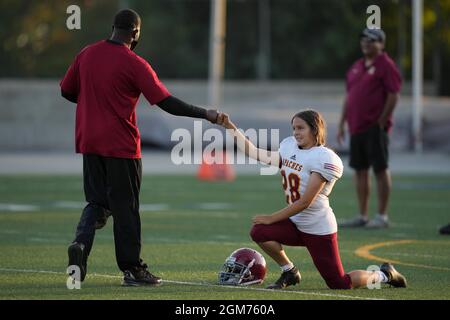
[197, 150, 235, 182]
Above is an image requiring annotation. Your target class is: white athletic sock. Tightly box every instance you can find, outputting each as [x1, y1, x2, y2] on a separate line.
[281, 263, 294, 272]
[375, 270, 389, 283]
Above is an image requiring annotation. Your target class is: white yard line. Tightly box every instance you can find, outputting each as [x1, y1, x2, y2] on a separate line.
[0, 204, 39, 211]
[0, 267, 385, 300]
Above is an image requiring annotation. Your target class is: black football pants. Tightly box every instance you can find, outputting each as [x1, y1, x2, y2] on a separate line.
[73, 154, 143, 272]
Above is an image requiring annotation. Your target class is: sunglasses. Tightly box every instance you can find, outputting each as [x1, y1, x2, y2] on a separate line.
[360, 37, 377, 43]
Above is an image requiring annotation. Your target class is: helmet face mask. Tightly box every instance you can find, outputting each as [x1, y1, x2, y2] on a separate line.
[219, 258, 253, 285]
[218, 248, 267, 286]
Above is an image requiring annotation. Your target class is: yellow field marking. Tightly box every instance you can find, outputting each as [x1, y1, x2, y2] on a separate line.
[355, 240, 450, 272]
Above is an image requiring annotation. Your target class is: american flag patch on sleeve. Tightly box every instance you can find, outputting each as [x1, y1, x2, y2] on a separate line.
[324, 163, 341, 174]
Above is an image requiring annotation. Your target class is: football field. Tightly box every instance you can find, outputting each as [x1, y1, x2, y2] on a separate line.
[0, 174, 449, 300]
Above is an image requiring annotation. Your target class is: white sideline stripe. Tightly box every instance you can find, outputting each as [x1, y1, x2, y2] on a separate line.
[0, 267, 385, 300]
[157, 279, 386, 300]
[0, 202, 234, 212]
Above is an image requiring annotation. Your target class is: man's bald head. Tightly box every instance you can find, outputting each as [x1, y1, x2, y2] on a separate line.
[111, 9, 141, 50]
[113, 9, 141, 31]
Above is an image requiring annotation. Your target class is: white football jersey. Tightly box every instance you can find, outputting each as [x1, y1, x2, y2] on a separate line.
[278, 136, 343, 235]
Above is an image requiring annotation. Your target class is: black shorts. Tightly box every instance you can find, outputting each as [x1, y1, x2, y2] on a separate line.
[349, 125, 389, 173]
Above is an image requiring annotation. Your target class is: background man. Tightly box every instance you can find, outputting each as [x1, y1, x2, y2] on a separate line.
[337, 28, 402, 229]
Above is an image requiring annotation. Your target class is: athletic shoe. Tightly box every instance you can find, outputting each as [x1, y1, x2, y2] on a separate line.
[122, 264, 162, 286]
[266, 267, 301, 289]
[365, 215, 389, 229]
[338, 216, 368, 228]
[439, 223, 450, 235]
[67, 242, 87, 282]
[380, 263, 407, 288]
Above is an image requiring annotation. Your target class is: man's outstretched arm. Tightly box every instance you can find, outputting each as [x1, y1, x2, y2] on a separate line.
[157, 95, 219, 124]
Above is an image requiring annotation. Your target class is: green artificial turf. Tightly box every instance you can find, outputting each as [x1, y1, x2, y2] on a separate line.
[0, 174, 449, 300]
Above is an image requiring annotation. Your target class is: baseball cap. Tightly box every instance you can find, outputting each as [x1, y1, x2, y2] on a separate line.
[360, 28, 386, 42]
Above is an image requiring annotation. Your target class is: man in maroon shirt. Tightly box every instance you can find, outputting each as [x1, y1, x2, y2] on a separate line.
[61, 9, 224, 286]
[337, 28, 401, 229]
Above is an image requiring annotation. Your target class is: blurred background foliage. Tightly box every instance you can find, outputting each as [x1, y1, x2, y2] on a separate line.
[0, 0, 449, 95]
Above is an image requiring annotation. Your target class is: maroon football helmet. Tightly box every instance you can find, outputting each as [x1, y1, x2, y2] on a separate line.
[218, 248, 267, 286]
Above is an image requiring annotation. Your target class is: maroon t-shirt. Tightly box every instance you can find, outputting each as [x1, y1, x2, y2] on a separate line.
[345, 52, 401, 135]
[60, 40, 170, 158]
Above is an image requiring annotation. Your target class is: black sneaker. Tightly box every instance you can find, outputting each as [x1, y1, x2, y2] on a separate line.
[266, 267, 301, 289]
[122, 264, 162, 287]
[67, 242, 87, 282]
[439, 223, 450, 235]
[380, 263, 407, 288]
